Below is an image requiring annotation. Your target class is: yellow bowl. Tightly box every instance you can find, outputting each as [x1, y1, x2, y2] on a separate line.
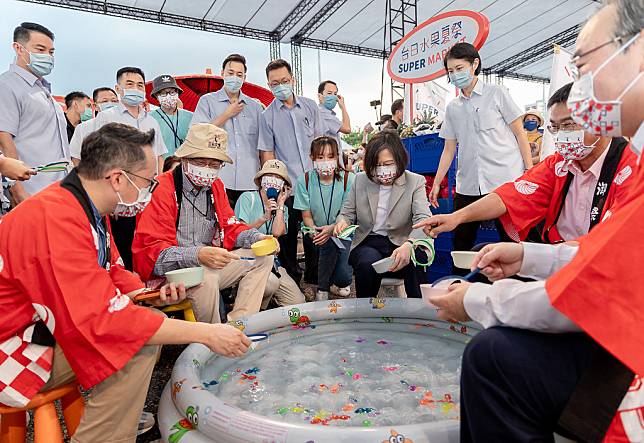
[251, 237, 278, 256]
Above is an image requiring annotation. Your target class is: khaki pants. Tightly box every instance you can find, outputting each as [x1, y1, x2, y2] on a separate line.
[262, 266, 305, 310]
[40, 343, 159, 443]
[188, 248, 273, 322]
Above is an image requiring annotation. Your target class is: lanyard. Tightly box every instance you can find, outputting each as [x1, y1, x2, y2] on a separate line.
[155, 109, 183, 149]
[316, 172, 335, 225]
[259, 191, 275, 234]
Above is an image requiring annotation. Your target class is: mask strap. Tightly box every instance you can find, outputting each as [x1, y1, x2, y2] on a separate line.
[617, 71, 643, 100]
[122, 171, 143, 194]
[594, 34, 640, 76]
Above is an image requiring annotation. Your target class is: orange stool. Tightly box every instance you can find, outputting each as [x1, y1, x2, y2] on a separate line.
[0, 382, 84, 443]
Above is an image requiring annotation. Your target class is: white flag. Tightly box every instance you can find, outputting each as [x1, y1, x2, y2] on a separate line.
[541, 45, 576, 159]
[404, 81, 449, 125]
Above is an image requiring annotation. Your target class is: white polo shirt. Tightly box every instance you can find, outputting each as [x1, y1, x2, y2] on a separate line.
[439, 79, 524, 195]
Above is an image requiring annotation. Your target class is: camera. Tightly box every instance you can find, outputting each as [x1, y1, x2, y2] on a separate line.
[370, 100, 381, 107]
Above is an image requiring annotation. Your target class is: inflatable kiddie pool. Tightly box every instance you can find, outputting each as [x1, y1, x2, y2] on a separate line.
[158, 298, 480, 443]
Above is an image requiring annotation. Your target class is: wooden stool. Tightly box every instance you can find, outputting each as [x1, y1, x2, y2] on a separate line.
[378, 278, 407, 298]
[162, 299, 196, 322]
[0, 382, 84, 443]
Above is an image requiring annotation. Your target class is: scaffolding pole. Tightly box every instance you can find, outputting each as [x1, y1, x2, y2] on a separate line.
[388, 0, 417, 102]
[290, 42, 303, 96]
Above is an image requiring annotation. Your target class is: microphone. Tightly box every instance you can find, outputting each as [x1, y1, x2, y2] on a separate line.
[266, 188, 279, 216]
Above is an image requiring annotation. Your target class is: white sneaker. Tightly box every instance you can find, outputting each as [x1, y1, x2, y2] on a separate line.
[137, 411, 155, 435]
[333, 285, 351, 297]
[316, 290, 329, 301]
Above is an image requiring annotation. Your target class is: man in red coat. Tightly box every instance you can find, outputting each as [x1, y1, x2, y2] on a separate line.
[0, 123, 250, 442]
[132, 123, 274, 323]
[417, 82, 637, 244]
[424, 1, 644, 441]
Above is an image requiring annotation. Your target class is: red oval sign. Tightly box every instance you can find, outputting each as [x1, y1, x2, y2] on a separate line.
[388, 10, 490, 84]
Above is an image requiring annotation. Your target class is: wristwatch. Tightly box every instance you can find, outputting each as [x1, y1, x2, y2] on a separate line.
[277, 206, 285, 212]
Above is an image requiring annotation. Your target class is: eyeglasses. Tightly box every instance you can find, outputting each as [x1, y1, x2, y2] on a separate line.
[568, 34, 631, 80]
[121, 170, 159, 193]
[547, 122, 582, 134]
[268, 78, 292, 88]
[189, 159, 224, 169]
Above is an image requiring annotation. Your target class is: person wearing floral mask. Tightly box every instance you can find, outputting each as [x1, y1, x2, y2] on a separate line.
[0, 22, 69, 203]
[295, 137, 355, 300]
[192, 54, 263, 210]
[259, 58, 324, 286]
[150, 74, 193, 158]
[234, 159, 305, 309]
[70, 67, 168, 271]
[414, 81, 638, 244]
[133, 123, 274, 325]
[335, 131, 431, 299]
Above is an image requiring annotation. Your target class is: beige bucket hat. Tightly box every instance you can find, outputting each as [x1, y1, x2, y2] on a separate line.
[253, 159, 291, 187]
[523, 108, 544, 126]
[174, 123, 232, 163]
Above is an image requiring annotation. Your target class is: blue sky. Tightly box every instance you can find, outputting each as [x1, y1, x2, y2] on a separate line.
[0, 0, 546, 128]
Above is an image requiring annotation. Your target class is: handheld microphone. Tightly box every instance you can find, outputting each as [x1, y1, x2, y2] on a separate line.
[266, 188, 279, 216]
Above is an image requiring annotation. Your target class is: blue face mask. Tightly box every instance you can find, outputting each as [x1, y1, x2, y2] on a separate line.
[98, 102, 118, 112]
[224, 76, 243, 94]
[449, 69, 473, 90]
[323, 94, 338, 110]
[121, 89, 145, 107]
[20, 46, 54, 77]
[523, 120, 539, 131]
[80, 107, 93, 122]
[271, 83, 293, 101]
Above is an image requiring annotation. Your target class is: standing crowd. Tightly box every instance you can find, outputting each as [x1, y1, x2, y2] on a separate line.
[0, 0, 642, 440]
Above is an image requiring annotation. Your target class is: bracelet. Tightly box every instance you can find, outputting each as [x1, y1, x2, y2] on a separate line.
[409, 238, 436, 270]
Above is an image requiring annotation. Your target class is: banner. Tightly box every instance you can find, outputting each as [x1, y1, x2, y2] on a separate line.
[388, 10, 490, 84]
[404, 81, 450, 125]
[541, 45, 575, 159]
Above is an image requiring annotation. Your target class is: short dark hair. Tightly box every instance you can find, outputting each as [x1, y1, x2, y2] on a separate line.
[77, 123, 153, 180]
[64, 91, 89, 109]
[444, 42, 482, 76]
[547, 82, 574, 109]
[163, 155, 181, 172]
[222, 54, 247, 72]
[364, 130, 408, 183]
[309, 136, 344, 180]
[318, 80, 337, 94]
[265, 59, 292, 78]
[391, 99, 404, 114]
[92, 87, 118, 103]
[13, 22, 54, 44]
[116, 66, 145, 82]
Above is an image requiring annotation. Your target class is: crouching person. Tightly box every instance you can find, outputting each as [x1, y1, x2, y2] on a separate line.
[0, 123, 250, 443]
[133, 123, 273, 323]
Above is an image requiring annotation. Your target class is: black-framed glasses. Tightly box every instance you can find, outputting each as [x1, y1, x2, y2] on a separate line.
[569, 34, 633, 79]
[121, 170, 159, 193]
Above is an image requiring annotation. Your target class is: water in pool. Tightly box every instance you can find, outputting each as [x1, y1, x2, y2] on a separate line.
[201, 322, 463, 427]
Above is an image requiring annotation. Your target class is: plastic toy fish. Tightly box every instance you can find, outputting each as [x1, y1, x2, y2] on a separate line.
[241, 373, 256, 381]
[355, 337, 366, 343]
[383, 366, 399, 372]
[202, 379, 218, 388]
[376, 340, 389, 345]
[355, 407, 375, 414]
[342, 403, 355, 411]
[244, 367, 260, 374]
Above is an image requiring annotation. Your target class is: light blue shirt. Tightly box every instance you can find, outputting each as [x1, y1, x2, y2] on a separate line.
[191, 88, 262, 191]
[0, 64, 69, 194]
[150, 108, 193, 157]
[318, 103, 342, 138]
[258, 96, 324, 181]
[234, 190, 289, 235]
[294, 170, 354, 227]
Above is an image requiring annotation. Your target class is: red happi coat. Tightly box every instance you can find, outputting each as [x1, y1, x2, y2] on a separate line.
[132, 169, 251, 282]
[494, 142, 637, 242]
[0, 174, 163, 407]
[546, 152, 644, 442]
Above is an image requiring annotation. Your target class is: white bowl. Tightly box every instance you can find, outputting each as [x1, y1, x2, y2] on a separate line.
[165, 266, 204, 289]
[451, 251, 479, 269]
[420, 284, 447, 307]
[372, 257, 394, 274]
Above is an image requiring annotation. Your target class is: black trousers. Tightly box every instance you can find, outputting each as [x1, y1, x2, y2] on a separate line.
[348, 234, 424, 299]
[225, 188, 249, 212]
[460, 327, 598, 443]
[453, 193, 513, 274]
[277, 196, 303, 285]
[109, 215, 136, 271]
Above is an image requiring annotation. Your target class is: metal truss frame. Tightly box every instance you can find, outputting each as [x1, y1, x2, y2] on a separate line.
[389, 0, 417, 100]
[290, 41, 303, 95]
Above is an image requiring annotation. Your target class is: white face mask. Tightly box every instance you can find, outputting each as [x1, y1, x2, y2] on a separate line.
[314, 160, 336, 177]
[183, 161, 219, 187]
[554, 129, 600, 161]
[375, 165, 397, 184]
[260, 175, 284, 191]
[568, 34, 642, 137]
[158, 92, 178, 109]
[113, 172, 152, 217]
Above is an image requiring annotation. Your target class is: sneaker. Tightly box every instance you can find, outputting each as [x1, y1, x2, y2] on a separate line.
[137, 411, 155, 435]
[316, 290, 329, 301]
[332, 285, 351, 298]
